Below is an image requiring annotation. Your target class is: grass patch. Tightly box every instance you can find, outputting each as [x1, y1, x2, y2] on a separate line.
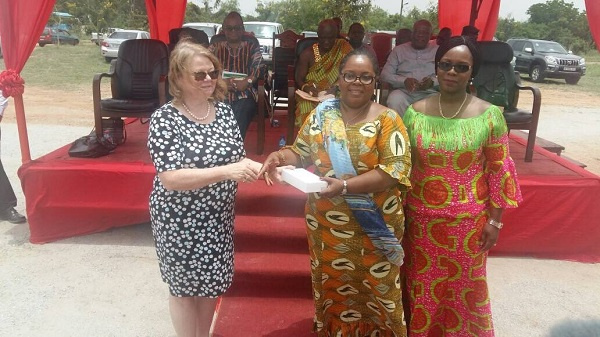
[1, 40, 111, 91]
[583, 49, 600, 62]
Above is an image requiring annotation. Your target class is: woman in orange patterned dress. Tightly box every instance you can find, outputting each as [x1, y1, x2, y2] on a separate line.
[402, 36, 523, 336]
[259, 49, 412, 336]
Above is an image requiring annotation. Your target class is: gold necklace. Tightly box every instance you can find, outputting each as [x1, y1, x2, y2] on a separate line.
[438, 93, 468, 119]
[181, 101, 211, 121]
[345, 102, 371, 127]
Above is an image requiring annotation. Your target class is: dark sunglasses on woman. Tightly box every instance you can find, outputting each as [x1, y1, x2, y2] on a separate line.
[342, 72, 375, 85]
[191, 70, 220, 81]
[437, 61, 471, 73]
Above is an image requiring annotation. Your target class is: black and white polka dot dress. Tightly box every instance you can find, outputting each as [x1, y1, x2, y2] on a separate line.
[147, 101, 244, 297]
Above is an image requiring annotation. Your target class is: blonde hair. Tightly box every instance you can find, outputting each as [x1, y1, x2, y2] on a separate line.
[168, 39, 227, 102]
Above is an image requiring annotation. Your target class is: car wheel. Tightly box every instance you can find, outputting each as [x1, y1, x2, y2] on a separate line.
[105, 57, 113, 63]
[72, 39, 79, 46]
[529, 65, 545, 82]
[565, 76, 580, 85]
[39, 43, 45, 47]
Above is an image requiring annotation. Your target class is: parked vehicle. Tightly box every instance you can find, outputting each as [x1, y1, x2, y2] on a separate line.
[100, 30, 150, 62]
[39, 27, 80, 47]
[91, 28, 123, 45]
[182, 22, 221, 40]
[244, 21, 284, 63]
[301, 31, 318, 38]
[506, 38, 586, 84]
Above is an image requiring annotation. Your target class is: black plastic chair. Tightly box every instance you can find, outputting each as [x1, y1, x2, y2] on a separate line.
[472, 41, 542, 162]
[93, 39, 169, 141]
[168, 27, 209, 50]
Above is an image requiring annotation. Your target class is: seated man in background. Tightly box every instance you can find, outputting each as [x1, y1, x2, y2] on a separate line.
[395, 28, 412, 46]
[347, 22, 376, 57]
[462, 25, 480, 42]
[381, 19, 438, 116]
[294, 18, 352, 127]
[209, 11, 262, 139]
[332, 17, 347, 39]
[436, 27, 452, 46]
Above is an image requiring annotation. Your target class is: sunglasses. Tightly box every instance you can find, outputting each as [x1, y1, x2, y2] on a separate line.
[438, 61, 472, 73]
[191, 70, 220, 81]
[342, 72, 375, 85]
[223, 25, 244, 32]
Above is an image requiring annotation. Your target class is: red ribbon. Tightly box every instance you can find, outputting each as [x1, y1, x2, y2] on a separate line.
[0, 69, 25, 97]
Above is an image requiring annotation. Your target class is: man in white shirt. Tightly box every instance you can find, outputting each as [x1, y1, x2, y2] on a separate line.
[381, 20, 438, 116]
[0, 91, 27, 224]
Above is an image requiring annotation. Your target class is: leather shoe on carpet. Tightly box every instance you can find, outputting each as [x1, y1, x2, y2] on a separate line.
[0, 208, 27, 224]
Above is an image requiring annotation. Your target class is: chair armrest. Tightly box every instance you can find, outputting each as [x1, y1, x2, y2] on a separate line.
[516, 83, 542, 124]
[92, 71, 115, 114]
[379, 81, 390, 105]
[158, 75, 167, 106]
[287, 66, 296, 144]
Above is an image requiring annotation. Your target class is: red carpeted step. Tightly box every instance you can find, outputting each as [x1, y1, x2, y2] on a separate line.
[213, 173, 316, 336]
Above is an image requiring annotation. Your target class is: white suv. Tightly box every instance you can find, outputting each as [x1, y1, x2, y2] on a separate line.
[243, 21, 284, 64]
[182, 22, 221, 40]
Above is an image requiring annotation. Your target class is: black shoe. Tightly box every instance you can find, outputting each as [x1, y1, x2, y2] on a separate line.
[0, 208, 27, 224]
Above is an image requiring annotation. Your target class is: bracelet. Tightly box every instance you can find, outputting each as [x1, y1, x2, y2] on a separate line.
[488, 219, 503, 229]
[276, 149, 286, 165]
[341, 180, 348, 195]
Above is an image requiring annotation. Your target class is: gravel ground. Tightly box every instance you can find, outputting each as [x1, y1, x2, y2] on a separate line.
[1, 97, 600, 336]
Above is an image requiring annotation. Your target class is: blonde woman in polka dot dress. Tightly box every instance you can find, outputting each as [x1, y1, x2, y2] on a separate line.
[147, 40, 261, 337]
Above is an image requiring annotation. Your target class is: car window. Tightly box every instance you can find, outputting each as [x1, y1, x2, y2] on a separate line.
[190, 26, 216, 37]
[534, 41, 567, 53]
[245, 24, 278, 39]
[524, 42, 533, 51]
[511, 41, 525, 52]
[110, 32, 139, 39]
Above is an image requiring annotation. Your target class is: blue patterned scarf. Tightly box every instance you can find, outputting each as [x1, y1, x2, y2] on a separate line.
[315, 99, 404, 266]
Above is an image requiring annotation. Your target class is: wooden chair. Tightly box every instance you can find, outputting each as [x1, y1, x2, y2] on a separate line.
[286, 37, 318, 144]
[210, 33, 267, 154]
[472, 41, 542, 162]
[270, 30, 303, 114]
[369, 32, 395, 70]
[93, 39, 169, 141]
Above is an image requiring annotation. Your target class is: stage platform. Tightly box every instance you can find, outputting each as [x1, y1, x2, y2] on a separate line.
[17, 118, 600, 262]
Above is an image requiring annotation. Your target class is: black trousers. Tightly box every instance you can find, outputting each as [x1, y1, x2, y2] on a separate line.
[230, 98, 257, 140]
[0, 127, 18, 210]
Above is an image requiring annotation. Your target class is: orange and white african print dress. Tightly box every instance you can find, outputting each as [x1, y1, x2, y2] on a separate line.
[402, 105, 522, 337]
[290, 103, 412, 337]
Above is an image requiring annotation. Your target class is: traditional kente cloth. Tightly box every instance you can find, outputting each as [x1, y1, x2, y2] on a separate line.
[402, 105, 522, 337]
[294, 39, 352, 127]
[289, 98, 412, 337]
[209, 39, 262, 103]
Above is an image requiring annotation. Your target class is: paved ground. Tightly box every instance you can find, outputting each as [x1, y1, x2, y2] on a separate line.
[1, 102, 600, 336]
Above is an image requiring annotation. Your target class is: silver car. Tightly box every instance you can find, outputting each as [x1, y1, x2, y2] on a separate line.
[100, 30, 150, 62]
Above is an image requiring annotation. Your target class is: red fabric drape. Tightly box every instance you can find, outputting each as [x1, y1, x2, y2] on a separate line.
[145, 0, 187, 44]
[438, 0, 500, 41]
[585, 0, 600, 52]
[0, 0, 56, 163]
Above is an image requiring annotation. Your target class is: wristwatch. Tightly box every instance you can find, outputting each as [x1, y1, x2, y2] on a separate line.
[488, 219, 503, 229]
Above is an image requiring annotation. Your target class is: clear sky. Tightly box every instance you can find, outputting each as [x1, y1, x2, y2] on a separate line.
[230, 0, 587, 22]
